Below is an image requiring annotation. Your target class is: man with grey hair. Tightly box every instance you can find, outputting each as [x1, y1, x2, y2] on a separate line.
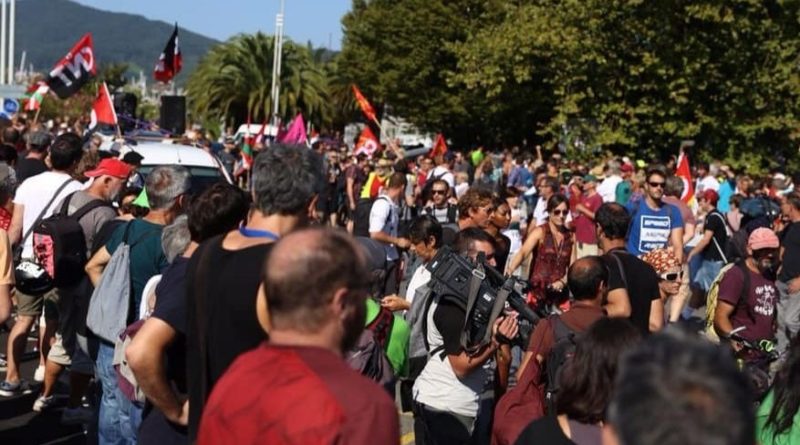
[185, 144, 323, 442]
[598, 160, 623, 203]
[86, 164, 191, 445]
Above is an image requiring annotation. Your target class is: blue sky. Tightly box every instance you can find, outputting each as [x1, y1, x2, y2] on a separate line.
[74, 0, 351, 49]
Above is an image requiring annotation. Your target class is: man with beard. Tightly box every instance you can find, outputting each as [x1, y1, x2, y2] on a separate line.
[197, 228, 399, 445]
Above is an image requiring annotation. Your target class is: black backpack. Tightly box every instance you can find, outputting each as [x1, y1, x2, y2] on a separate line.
[32, 193, 113, 288]
[346, 305, 396, 386]
[544, 316, 579, 412]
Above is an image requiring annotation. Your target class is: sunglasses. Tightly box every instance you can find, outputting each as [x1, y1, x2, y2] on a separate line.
[660, 271, 682, 282]
[431, 190, 447, 195]
[648, 181, 665, 189]
[551, 209, 568, 216]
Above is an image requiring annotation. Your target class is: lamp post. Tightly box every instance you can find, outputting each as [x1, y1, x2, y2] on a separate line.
[270, 0, 285, 129]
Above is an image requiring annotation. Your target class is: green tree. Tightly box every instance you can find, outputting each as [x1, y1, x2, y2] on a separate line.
[186, 32, 330, 129]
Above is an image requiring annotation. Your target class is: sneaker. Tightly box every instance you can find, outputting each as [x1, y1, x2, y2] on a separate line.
[60, 406, 94, 425]
[34, 365, 45, 382]
[0, 380, 31, 397]
[32, 395, 55, 412]
[0, 354, 6, 371]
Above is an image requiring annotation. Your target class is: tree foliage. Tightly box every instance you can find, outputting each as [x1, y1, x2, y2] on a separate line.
[186, 33, 330, 128]
[340, 0, 800, 171]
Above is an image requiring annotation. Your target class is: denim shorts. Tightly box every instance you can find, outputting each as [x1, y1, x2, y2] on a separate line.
[693, 259, 724, 292]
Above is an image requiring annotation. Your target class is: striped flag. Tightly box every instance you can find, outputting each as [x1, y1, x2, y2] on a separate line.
[24, 82, 49, 111]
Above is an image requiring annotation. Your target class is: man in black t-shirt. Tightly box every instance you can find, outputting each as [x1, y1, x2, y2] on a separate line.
[777, 192, 800, 355]
[596, 203, 663, 336]
[687, 190, 729, 293]
[16, 130, 50, 183]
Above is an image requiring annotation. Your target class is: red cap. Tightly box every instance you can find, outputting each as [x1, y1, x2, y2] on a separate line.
[84, 158, 133, 179]
[621, 163, 634, 173]
[700, 189, 719, 205]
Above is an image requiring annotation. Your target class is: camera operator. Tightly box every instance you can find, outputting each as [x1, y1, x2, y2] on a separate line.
[413, 228, 519, 445]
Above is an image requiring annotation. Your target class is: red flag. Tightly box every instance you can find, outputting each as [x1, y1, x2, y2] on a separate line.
[154, 24, 182, 83]
[90, 82, 117, 129]
[354, 126, 380, 158]
[352, 85, 378, 124]
[45, 33, 96, 99]
[430, 133, 448, 158]
[676, 150, 695, 204]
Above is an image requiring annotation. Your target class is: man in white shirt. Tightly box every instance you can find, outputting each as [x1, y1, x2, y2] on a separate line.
[532, 176, 558, 227]
[2, 133, 85, 396]
[695, 161, 720, 194]
[429, 152, 456, 189]
[370, 172, 411, 295]
[598, 160, 623, 203]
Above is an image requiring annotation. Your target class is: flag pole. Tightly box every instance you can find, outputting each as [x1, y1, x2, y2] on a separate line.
[32, 105, 40, 125]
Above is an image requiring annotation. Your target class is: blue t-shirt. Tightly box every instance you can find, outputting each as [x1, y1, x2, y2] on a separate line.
[625, 200, 683, 256]
[717, 179, 735, 213]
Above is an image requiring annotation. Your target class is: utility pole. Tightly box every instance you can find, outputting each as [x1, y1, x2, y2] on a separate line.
[1, 0, 7, 85]
[270, 0, 285, 130]
[8, 0, 13, 84]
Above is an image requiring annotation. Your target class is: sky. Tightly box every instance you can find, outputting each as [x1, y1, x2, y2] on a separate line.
[73, 0, 352, 49]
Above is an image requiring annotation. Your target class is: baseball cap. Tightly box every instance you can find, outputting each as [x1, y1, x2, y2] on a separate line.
[621, 163, 634, 173]
[583, 174, 597, 183]
[122, 151, 144, 166]
[84, 158, 133, 179]
[26, 131, 51, 149]
[748, 228, 779, 251]
[700, 189, 719, 205]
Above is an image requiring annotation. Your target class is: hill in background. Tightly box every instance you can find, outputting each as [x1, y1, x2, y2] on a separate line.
[16, 0, 219, 83]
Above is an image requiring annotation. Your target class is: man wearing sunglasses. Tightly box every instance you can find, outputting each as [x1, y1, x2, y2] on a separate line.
[422, 179, 458, 227]
[625, 166, 684, 263]
[714, 228, 779, 347]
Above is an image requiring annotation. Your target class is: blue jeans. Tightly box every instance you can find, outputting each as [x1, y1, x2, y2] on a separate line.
[693, 259, 724, 293]
[96, 342, 142, 445]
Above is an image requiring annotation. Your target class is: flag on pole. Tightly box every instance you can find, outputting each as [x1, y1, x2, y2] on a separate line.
[430, 133, 448, 158]
[676, 149, 695, 205]
[352, 85, 378, 124]
[354, 126, 380, 158]
[154, 24, 182, 83]
[240, 116, 254, 170]
[276, 113, 307, 144]
[45, 33, 96, 99]
[24, 82, 49, 111]
[90, 82, 118, 129]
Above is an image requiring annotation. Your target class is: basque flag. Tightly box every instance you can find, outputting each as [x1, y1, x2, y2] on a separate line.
[45, 33, 96, 99]
[154, 24, 182, 83]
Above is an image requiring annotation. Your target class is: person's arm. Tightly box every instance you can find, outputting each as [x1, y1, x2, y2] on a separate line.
[687, 229, 715, 262]
[446, 315, 517, 379]
[381, 295, 411, 312]
[605, 288, 632, 318]
[682, 222, 696, 245]
[714, 300, 737, 339]
[506, 227, 542, 274]
[494, 344, 512, 397]
[8, 202, 22, 245]
[85, 246, 111, 287]
[370, 230, 410, 249]
[126, 317, 188, 426]
[649, 297, 664, 332]
[670, 226, 685, 263]
[574, 203, 595, 219]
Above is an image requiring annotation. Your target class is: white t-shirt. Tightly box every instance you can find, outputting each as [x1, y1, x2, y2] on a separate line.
[368, 195, 399, 261]
[14, 171, 83, 258]
[430, 166, 455, 189]
[533, 197, 548, 226]
[598, 174, 623, 203]
[405, 265, 431, 308]
[696, 175, 720, 193]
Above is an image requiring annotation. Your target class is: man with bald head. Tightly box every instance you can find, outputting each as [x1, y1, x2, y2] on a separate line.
[197, 228, 399, 445]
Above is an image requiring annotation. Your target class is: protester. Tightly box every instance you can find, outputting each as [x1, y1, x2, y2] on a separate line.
[345, 153, 368, 233]
[32, 158, 131, 425]
[507, 194, 575, 309]
[369, 171, 410, 295]
[597, 160, 622, 203]
[515, 318, 641, 445]
[197, 228, 399, 445]
[687, 189, 729, 292]
[422, 178, 458, 227]
[15, 130, 51, 184]
[126, 183, 248, 444]
[573, 174, 603, 258]
[605, 328, 754, 445]
[531, 176, 559, 226]
[2, 133, 85, 397]
[86, 165, 190, 445]
[185, 145, 322, 441]
[625, 166, 684, 262]
[456, 187, 494, 232]
[756, 333, 800, 444]
[641, 248, 683, 311]
[776, 192, 800, 355]
[485, 195, 512, 272]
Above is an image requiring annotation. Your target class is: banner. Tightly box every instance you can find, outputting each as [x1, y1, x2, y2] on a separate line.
[352, 84, 378, 124]
[430, 133, 448, 158]
[154, 24, 182, 83]
[676, 150, 695, 204]
[354, 126, 380, 157]
[90, 82, 118, 129]
[45, 33, 96, 99]
[276, 113, 307, 145]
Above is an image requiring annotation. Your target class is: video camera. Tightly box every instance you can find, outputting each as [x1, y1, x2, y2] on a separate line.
[426, 246, 540, 354]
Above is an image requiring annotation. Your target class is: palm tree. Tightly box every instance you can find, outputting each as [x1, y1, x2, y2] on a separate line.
[186, 32, 330, 127]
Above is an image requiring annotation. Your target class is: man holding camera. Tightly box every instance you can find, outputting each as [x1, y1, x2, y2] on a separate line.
[413, 228, 518, 445]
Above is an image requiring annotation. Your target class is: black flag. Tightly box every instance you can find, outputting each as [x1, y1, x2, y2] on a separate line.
[45, 33, 96, 99]
[154, 24, 182, 83]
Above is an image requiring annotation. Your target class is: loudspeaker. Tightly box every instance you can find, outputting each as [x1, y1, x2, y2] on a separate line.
[113, 93, 137, 133]
[160, 95, 186, 136]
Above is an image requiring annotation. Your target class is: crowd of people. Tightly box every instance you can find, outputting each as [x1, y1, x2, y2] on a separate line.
[0, 115, 797, 445]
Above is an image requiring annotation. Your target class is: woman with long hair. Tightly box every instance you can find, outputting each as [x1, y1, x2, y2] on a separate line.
[506, 194, 575, 309]
[757, 334, 800, 444]
[514, 318, 642, 444]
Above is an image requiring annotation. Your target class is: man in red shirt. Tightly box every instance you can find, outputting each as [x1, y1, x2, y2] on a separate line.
[573, 174, 604, 258]
[198, 228, 400, 445]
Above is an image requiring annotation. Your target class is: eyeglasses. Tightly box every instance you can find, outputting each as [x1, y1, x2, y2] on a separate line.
[660, 271, 682, 281]
[551, 209, 568, 216]
[431, 189, 447, 195]
[648, 181, 665, 189]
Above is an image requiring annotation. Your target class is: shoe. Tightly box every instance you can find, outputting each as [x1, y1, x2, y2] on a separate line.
[32, 395, 55, 412]
[0, 354, 6, 371]
[34, 365, 45, 382]
[0, 380, 31, 397]
[61, 406, 94, 425]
